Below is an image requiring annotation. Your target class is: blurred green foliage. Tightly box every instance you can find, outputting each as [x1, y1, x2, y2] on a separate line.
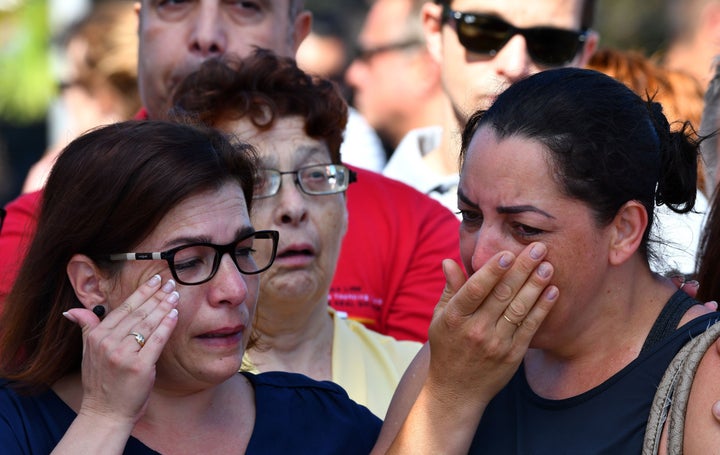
[0, 0, 55, 125]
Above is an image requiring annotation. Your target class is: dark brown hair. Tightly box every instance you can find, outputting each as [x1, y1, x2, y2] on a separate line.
[170, 48, 348, 164]
[0, 120, 257, 392]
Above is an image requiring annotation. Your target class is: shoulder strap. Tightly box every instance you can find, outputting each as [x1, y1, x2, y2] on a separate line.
[643, 320, 720, 454]
[641, 291, 697, 355]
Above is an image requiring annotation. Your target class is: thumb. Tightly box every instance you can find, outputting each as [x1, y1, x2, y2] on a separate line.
[63, 308, 101, 334]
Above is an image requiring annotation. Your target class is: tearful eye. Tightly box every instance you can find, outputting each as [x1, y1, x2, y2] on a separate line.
[457, 210, 483, 226]
[514, 223, 544, 237]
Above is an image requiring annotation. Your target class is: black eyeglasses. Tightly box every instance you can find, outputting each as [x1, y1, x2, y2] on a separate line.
[105, 230, 279, 286]
[254, 164, 357, 199]
[354, 39, 423, 62]
[441, 5, 587, 67]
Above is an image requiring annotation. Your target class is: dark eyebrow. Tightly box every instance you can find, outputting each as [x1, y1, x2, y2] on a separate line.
[497, 205, 555, 219]
[458, 188, 555, 219]
[161, 226, 256, 250]
[457, 188, 479, 209]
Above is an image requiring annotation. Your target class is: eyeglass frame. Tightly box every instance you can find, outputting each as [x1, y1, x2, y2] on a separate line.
[353, 39, 424, 62]
[440, 4, 588, 67]
[103, 230, 279, 286]
[253, 163, 357, 199]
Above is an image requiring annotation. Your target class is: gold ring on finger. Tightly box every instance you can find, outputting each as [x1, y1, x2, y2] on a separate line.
[129, 331, 146, 348]
[502, 314, 522, 328]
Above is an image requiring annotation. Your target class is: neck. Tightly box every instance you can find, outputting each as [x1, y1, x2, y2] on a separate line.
[249, 299, 334, 381]
[422, 103, 464, 176]
[524, 258, 677, 399]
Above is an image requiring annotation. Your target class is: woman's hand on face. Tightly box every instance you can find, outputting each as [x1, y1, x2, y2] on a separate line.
[62, 274, 180, 427]
[426, 242, 558, 405]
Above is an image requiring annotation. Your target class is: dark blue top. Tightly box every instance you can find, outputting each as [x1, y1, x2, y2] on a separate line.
[469, 291, 719, 454]
[0, 371, 381, 454]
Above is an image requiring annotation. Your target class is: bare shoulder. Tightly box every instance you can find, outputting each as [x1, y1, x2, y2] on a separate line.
[681, 321, 720, 454]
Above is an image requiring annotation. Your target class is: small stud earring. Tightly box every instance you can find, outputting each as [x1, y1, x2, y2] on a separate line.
[92, 305, 106, 318]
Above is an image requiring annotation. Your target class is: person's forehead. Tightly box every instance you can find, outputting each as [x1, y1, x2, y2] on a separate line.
[362, 1, 414, 42]
[449, 0, 584, 28]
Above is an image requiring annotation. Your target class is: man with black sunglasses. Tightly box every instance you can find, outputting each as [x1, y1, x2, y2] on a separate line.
[382, 0, 598, 214]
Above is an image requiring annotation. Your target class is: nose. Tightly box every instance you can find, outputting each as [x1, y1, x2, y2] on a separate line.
[493, 34, 533, 83]
[188, 3, 227, 57]
[276, 176, 309, 226]
[464, 226, 506, 274]
[210, 254, 250, 306]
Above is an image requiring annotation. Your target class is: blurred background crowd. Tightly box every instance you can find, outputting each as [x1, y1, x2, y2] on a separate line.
[0, 0, 710, 205]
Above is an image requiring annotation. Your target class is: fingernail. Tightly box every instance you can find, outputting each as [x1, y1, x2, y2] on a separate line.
[162, 279, 176, 293]
[499, 253, 513, 268]
[546, 286, 559, 301]
[684, 280, 699, 288]
[537, 262, 552, 278]
[167, 291, 179, 304]
[713, 401, 720, 417]
[168, 308, 179, 319]
[530, 243, 546, 260]
[149, 274, 161, 287]
[62, 311, 78, 323]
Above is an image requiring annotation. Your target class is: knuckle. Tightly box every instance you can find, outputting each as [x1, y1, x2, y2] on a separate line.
[519, 316, 540, 332]
[118, 301, 134, 315]
[505, 302, 526, 319]
[491, 280, 514, 302]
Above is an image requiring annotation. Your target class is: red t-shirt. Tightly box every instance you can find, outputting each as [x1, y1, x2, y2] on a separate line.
[0, 110, 461, 342]
[0, 190, 41, 303]
[331, 167, 461, 341]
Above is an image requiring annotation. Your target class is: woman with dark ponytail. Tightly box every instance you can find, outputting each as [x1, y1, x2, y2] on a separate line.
[372, 68, 720, 454]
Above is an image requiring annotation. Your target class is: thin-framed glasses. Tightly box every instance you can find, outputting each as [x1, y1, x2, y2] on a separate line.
[354, 39, 424, 62]
[254, 164, 357, 199]
[441, 5, 587, 67]
[105, 230, 279, 286]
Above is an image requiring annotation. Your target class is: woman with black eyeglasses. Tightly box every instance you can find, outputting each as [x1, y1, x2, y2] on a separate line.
[0, 121, 381, 454]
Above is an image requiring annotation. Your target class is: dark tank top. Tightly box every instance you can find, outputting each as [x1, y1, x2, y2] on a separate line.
[468, 291, 718, 454]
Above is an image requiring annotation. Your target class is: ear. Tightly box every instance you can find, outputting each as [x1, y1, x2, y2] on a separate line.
[577, 29, 599, 68]
[422, 2, 444, 66]
[66, 254, 110, 309]
[292, 11, 313, 54]
[607, 201, 648, 266]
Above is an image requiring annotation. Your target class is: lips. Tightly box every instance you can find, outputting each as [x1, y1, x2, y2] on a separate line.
[197, 325, 244, 339]
[277, 243, 315, 259]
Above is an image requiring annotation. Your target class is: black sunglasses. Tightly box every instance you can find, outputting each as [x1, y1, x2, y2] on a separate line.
[441, 5, 587, 67]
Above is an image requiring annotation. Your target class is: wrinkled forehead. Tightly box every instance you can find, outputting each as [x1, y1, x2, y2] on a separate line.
[448, 0, 585, 29]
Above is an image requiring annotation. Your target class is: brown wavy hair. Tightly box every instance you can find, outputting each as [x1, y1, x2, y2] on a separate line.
[170, 48, 348, 164]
